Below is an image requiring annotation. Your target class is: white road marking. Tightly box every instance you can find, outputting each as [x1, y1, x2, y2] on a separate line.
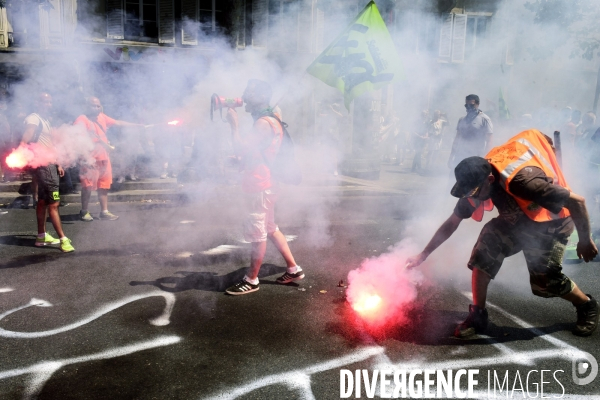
[0, 335, 181, 400]
[179, 220, 195, 224]
[201, 245, 242, 255]
[460, 291, 579, 352]
[0, 291, 176, 338]
[203, 294, 592, 399]
[0, 287, 14, 293]
[201, 346, 384, 400]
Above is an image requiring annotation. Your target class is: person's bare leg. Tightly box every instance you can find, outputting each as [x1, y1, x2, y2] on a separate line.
[98, 189, 109, 212]
[81, 187, 92, 211]
[472, 268, 491, 308]
[268, 230, 297, 268]
[31, 175, 38, 203]
[562, 284, 590, 306]
[47, 202, 66, 238]
[36, 200, 47, 234]
[247, 241, 267, 280]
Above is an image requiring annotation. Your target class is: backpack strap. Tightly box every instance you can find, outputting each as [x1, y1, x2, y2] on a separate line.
[258, 112, 287, 168]
[29, 113, 45, 143]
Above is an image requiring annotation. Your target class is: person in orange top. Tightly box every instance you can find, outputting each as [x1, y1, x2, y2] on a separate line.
[406, 129, 599, 338]
[74, 97, 144, 221]
[223, 79, 304, 295]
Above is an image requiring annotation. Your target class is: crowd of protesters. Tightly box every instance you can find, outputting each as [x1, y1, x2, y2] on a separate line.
[0, 89, 191, 193]
[0, 87, 195, 253]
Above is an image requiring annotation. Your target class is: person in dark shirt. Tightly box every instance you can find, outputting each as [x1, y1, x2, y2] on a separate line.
[406, 156, 599, 338]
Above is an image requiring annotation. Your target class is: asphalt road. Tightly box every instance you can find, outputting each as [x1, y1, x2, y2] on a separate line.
[0, 187, 599, 399]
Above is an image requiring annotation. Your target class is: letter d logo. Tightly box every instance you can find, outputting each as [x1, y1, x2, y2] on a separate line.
[572, 351, 598, 385]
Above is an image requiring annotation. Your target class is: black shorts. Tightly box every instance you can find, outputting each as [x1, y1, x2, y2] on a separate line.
[468, 217, 575, 298]
[34, 164, 60, 203]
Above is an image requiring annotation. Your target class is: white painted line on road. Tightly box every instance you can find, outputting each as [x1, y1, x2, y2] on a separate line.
[179, 220, 195, 224]
[460, 291, 579, 351]
[469, 390, 598, 399]
[0, 287, 14, 293]
[0, 335, 181, 400]
[204, 294, 593, 399]
[0, 291, 176, 338]
[176, 251, 194, 258]
[201, 346, 384, 400]
[374, 348, 575, 372]
[229, 234, 298, 244]
[201, 245, 242, 255]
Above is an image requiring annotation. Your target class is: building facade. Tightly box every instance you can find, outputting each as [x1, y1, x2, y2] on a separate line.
[0, 0, 596, 175]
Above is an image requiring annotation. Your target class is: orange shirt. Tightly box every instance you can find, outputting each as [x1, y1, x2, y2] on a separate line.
[241, 116, 283, 193]
[74, 113, 116, 161]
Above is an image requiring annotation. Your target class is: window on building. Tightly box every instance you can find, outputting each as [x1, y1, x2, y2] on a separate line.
[125, 0, 158, 41]
[465, 15, 490, 58]
[199, 0, 224, 35]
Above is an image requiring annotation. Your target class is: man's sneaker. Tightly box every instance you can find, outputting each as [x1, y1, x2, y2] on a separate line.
[99, 211, 119, 221]
[276, 268, 305, 284]
[225, 279, 259, 295]
[573, 295, 599, 336]
[35, 233, 60, 247]
[80, 211, 93, 221]
[454, 304, 488, 338]
[60, 238, 75, 253]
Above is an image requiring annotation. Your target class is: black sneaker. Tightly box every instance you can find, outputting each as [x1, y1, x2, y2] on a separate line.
[276, 269, 305, 284]
[454, 304, 488, 338]
[225, 279, 259, 295]
[573, 295, 599, 336]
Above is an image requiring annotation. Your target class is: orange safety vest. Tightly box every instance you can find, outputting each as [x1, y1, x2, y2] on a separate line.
[470, 129, 571, 222]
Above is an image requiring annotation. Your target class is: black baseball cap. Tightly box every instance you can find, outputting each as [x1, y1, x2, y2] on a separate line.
[450, 156, 492, 198]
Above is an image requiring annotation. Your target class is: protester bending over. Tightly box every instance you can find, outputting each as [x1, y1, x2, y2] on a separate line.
[407, 129, 598, 338]
[74, 96, 144, 221]
[21, 92, 74, 252]
[224, 79, 304, 295]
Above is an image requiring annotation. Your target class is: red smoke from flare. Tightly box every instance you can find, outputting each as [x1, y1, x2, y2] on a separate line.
[6, 151, 28, 169]
[5, 146, 36, 169]
[352, 293, 383, 316]
[346, 241, 423, 327]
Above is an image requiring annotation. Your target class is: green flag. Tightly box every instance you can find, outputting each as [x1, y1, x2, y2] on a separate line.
[307, 1, 403, 109]
[499, 87, 511, 120]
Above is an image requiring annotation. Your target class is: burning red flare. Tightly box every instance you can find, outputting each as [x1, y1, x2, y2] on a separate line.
[167, 120, 180, 126]
[351, 293, 383, 317]
[6, 150, 28, 169]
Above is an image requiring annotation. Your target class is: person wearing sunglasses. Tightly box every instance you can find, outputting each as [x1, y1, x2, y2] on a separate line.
[448, 94, 493, 171]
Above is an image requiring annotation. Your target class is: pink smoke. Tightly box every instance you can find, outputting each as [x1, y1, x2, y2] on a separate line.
[346, 240, 424, 328]
[6, 143, 56, 169]
[5, 124, 95, 170]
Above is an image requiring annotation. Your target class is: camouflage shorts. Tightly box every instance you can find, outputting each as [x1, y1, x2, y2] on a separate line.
[468, 217, 575, 298]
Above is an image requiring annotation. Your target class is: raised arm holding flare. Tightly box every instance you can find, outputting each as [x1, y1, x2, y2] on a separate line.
[407, 129, 599, 338]
[74, 96, 144, 222]
[223, 79, 304, 295]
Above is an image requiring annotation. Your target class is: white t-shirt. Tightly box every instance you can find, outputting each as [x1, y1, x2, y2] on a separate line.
[24, 113, 53, 148]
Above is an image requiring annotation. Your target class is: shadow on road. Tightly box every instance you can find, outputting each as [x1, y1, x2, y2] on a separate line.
[326, 297, 574, 347]
[0, 235, 37, 248]
[129, 263, 287, 293]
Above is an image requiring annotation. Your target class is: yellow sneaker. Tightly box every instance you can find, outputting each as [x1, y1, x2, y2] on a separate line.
[35, 233, 60, 247]
[60, 238, 75, 253]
